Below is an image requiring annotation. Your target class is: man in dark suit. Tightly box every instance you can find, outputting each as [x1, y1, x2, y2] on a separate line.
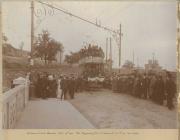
[41, 73, 49, 99]
[69, 75, 75, 99]
[141, 74, 149, 99]
[166, 73, 176, 110]
[154, 75, 165, 105]
[60, 76, 67, 100]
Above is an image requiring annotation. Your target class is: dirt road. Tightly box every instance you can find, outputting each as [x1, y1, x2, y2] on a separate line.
[70, 90, 177, 129]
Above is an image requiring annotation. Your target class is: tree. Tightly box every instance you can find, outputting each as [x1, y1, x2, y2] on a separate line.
[122, 60, 134, 69]
[64, 44, 104, 64]
[64, 52, 81, 64]
[34, 30, 64, 64]
[64, 55, 72, 64]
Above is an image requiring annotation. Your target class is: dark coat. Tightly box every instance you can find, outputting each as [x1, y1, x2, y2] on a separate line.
[166, 79, 176, 98]
[153, 78, 165, 104]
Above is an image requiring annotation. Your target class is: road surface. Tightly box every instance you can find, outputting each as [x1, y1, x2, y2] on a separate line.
[70, 90, 177, 129]
[15, 98, 94, 129]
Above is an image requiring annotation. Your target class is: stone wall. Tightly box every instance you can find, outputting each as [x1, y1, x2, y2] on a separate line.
[2, 76, 30, 129]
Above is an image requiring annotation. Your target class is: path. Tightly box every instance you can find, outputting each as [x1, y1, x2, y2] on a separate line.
[15, 98, 94, 129]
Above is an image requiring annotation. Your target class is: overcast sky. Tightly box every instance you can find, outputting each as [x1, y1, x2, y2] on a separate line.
[2, 1, 177, 70]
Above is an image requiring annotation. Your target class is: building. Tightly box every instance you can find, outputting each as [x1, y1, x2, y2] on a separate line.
[145, 59, 162, 72]
[55, 50, 63, 64]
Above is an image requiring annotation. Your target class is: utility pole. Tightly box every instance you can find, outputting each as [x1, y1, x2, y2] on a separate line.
[109, 37, 112, 61]
[119, 24, 122, 68]
[109, 37, 112, 70]
[133, 50, 134, 65]
[106, 38, 108, 62]
[178, 2, 180, 101]
[178, 2, 180, 71]
[152, 52, 155, 64]
[137, 57, 139, 68]
[31, 0, 34, 57]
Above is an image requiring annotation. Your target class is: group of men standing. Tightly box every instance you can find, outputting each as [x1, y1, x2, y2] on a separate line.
[29, 72, 85, 100]
[111, 72, 176, 110]
[34, 73, 58, 99]
[59, 75, 83, 100]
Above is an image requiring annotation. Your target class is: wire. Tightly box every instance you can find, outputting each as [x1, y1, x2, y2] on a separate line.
[35, 0, 119, 35]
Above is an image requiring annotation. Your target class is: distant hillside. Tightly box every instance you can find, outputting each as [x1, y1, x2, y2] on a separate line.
[3, 43, 30, 57]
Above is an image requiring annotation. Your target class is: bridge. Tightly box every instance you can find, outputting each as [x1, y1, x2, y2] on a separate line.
[2, 75, 94, 129]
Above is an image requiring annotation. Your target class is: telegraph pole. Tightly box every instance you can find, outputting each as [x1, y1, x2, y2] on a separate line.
[152, 52, 155, 63]
[109, 37, 112, 70]
[137, 57, 139, 67]
[178, 2, 180, 71]
[177, 2, 180, 101]
[106, 38, 108, 62]
[31, 0, 34, 57]
[109, 37, 112, 61]
[119, 24, 122, 68]
[133, 50, 134, 65]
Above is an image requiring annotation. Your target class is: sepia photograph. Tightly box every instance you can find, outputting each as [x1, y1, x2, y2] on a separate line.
[1, 0, 178, 129]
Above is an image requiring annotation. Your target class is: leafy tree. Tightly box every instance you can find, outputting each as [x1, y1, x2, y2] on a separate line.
[122, 60, 134, 69]
[64, 44, 104, 64]
[64, 55, 72, 64]
[34, 30, 63, 64]
[64, 52, 81, 64]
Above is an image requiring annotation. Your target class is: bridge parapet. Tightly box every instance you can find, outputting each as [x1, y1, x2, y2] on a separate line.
[2, 75, 30, 129]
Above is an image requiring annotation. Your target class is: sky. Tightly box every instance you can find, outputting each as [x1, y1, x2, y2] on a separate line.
[2, 1, 177, 70]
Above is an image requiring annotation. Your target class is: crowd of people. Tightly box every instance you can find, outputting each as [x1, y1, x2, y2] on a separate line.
[28, 70, 176, 110]
[65, 44, 105, 64]
[111, 72, 176, 110]
[29, 72, 85, 100]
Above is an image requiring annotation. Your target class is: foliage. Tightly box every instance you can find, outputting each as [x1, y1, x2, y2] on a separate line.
[122, 60, 134, 69]
[34, 30, 64, 64]
[64, 44, 104, 64]
[65, 52, 80, 64]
